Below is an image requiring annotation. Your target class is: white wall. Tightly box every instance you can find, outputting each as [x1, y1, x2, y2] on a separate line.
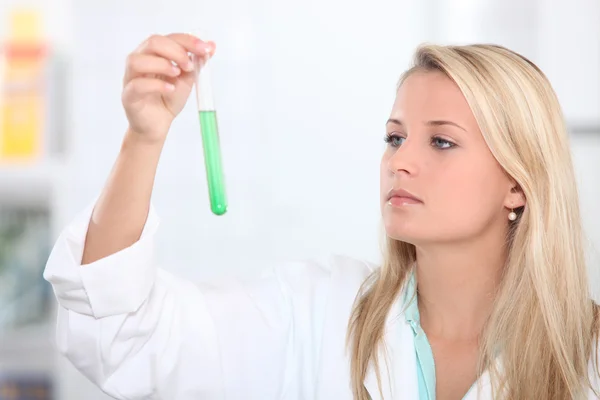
[67, 0, 429, 282]
[30, 0, 600, 398]
[58, 0, 432, 398]
[537, 0, 600, 124]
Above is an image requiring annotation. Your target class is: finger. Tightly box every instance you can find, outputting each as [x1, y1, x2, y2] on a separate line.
[166, 33, 215, 57]
[124, 54, 181, 84]
[122, 77, 175, 104]
[137, 35, 195, 72]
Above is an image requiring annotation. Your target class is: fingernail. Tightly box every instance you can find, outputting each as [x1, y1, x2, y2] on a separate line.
[183, 61, 194, 72]
[172, 66, 181, 75]
[165, 83, 175, 92]
[205, 42, 215, 55]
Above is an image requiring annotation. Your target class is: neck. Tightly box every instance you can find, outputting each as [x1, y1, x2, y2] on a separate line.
[415, 231, 507, 342]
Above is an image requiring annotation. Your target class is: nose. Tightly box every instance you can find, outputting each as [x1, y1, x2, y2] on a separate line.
[386, 139, 420, 176]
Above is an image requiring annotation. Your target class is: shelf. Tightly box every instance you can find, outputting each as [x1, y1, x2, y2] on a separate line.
[0, 161, 65, 208]
[569, 123, 600, 135]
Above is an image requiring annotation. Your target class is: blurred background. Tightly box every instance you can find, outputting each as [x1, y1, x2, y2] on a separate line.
[0, 0, 597, 398]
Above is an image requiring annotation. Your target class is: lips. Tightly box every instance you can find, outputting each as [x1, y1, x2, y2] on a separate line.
[386, 188, 423, 205]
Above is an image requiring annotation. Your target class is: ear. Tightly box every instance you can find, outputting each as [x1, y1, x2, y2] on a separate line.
[504, 182, 526, 210]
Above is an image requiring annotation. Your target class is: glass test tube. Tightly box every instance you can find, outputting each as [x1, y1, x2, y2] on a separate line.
[192, 42, 228, 216]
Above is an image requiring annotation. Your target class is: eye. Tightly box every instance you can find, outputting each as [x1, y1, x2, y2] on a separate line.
[431, 136, 456, 150]
[384, 133, 405, 148]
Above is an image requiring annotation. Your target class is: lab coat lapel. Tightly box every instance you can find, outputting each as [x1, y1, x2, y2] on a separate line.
[463, 370, 493, 400]
[364, 294, 419, 400]
[363, 320, 495, 400]
[363, 270, 497, 400]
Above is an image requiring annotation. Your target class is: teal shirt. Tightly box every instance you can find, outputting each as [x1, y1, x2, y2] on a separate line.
[403, 273, 437, 399]
[403, 273, 475, 400]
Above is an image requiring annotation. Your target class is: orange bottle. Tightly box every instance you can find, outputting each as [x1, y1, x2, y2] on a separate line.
[0, 9, 48, 161]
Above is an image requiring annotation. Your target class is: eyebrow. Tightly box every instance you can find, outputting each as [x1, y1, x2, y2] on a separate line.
[386, 118, 467, 132]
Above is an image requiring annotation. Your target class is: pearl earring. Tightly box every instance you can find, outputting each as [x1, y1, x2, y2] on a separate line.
[508, 208, 517, 221]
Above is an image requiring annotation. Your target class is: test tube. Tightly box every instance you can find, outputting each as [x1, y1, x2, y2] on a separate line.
[192, 35, 228, 216]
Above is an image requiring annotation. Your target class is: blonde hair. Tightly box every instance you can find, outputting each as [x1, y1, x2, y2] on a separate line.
[347, 43, 600, 399]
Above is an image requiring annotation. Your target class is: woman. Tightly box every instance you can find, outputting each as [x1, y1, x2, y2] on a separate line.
[43, 33, 600, 399]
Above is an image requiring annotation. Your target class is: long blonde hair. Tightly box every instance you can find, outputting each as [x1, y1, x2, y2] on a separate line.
[347, 43, 600, 399]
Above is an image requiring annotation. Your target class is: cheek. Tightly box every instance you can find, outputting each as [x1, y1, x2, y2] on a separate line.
[430, 160, 505, 222]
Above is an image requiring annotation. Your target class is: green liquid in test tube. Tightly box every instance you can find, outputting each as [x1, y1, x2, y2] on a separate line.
[193, 43, 228, 215]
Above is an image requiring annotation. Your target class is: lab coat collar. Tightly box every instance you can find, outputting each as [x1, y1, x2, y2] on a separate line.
[363, 275, 495, 400]
[463, 370, 493, 399]
[364, 280, 419, 400]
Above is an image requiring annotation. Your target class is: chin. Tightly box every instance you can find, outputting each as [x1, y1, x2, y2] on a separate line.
[382, 202, 413, 232]
[383, 218, 420, 244]
[385, 231, 420, 245]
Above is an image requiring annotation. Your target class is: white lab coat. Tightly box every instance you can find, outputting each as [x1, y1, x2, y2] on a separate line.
[43, 202, 600, 400]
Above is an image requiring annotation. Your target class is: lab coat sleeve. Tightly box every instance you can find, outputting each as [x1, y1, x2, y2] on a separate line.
[43, 202, 328, 399]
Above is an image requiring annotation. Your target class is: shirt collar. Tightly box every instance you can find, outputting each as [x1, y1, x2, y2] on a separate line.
[403, 270, 420, 328]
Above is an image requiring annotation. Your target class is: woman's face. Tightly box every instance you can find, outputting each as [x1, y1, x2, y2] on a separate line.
[380, 70, 517, 245]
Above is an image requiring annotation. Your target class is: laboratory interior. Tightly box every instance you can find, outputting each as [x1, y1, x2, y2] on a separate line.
[0, 0, 598, 399]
